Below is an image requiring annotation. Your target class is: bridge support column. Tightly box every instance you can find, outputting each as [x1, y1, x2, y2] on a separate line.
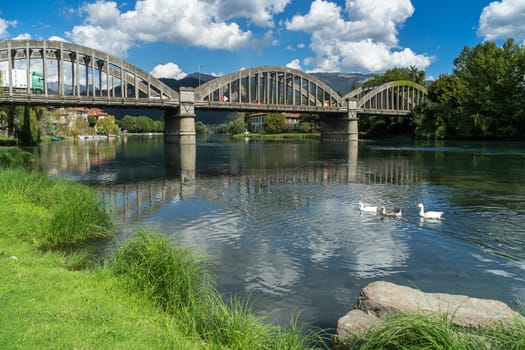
[164, 87, 196, 144]
[321, 99, 359, 141]
[165, 143, 196, 198]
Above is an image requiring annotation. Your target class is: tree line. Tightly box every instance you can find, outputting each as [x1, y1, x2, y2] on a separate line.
[364, 38, 525, 140]
[414, 38, 525, 139]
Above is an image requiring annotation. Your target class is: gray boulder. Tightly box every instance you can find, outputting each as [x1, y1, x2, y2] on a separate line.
[336, 281, 524, 342]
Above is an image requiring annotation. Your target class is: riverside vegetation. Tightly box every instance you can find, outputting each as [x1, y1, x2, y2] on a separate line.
[0, 147, 324, 349]
[2, 147, 525, 349]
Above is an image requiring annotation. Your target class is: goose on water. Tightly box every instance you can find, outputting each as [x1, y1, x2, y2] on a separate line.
[358, 202, 378, 213]
[378, 205, 402, 217]
[417, 203, 444, 219]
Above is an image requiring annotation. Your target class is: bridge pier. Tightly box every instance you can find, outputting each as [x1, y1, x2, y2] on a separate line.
[165, 143, 197, 198]
[320, 100, 359, 142]
[164, 87, 196, 144]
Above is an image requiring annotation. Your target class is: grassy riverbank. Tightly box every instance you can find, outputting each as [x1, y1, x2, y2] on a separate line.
[0, 150, 324, 349]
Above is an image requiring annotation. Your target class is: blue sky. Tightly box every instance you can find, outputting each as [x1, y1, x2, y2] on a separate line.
[1, 0, 524, 80]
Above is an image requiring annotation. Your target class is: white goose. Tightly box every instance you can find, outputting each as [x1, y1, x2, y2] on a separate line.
[359, 202, 378, 213]
[417, 203, 444, 220]
[378, 205, 402, 217]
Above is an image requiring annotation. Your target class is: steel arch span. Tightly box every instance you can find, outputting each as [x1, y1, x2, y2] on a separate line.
[0, 39, 178, 108]
[343, 80, 428, 115]
[194, 66, 346, 113]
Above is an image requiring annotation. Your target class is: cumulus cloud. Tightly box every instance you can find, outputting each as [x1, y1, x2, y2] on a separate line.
[13, 33, 32, 40]
[67, 23, 133, 56]
[210, 0, 292, 27]
[286, 58, 302, 70]
[47, 36, 69, 42]
[0, 18, 17, 38]
[67, 0, 291, 57]
[150, 62, 187, 79]
[478, 0, 525, 42]
[286, 0, 431, 72]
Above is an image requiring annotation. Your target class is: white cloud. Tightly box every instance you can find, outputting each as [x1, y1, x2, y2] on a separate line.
[67, 24, 133, 57]
[150, 62, 187, 79]
[47, 36, 69, 42]
[286, 0, 431, 73]
[286, 58, 302, 70]
[13, 33, 32, 40]
[67, 0, 291, 57]
[210, 0, 292, 27]
[0, 18, 17, 38]
[478, 0, 525, 42]
[83, 0, 121, 28]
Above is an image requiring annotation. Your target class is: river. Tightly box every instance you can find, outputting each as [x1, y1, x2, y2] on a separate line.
[36, 135, 525, 330]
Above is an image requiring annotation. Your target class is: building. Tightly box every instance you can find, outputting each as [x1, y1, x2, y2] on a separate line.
[249, 112, 301, 133]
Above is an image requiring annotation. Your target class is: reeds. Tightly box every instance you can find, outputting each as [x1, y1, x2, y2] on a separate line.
[109, 228, 327, 349]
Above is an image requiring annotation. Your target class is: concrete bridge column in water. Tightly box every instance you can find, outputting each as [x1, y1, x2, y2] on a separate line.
[164, 87, 196, 144]
[320, 99, 359, 141]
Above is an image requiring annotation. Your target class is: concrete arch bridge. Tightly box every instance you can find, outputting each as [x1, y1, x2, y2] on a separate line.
[0, 40, 427, 143]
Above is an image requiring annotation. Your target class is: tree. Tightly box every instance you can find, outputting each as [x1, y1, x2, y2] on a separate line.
[414, 38, 525, 139]
[299, 114, 320, 133]
[195, 121, 209, 134]
[453, 38, 525, 138]
[264, 113, 285, 134]
[96, 115, 119, 136]
[365, 66, 426, 86]
[121, 115, 163, 133]
[226, 113, 246, 134]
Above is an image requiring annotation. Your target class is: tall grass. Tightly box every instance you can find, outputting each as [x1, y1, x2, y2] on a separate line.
[0, 167, 112, 249]
[338, 312, 525, 350]
[110, 228, 213, 314]
[109, 228, 327, 349]
[0, 146, 33, 168]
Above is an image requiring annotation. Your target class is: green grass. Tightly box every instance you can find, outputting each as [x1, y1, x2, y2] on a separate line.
[0, 166, 325, 349]
[0, 146, 33, 168]
[337, 312, 525, 350]
[0, 167, 112, 249]
[0, 236, 197, 349]
[0, 136, 18, 146]
[109, 228, 326, 349]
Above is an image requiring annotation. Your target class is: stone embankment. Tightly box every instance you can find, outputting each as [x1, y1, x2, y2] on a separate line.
[336, 281, 524, 342]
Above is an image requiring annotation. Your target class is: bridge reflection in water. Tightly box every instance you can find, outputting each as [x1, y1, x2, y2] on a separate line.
[93, 141, 422, 222]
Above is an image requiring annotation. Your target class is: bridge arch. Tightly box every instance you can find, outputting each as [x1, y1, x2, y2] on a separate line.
[0, 39, 177, 107]
[194, 66, 345, 112]
[343, 80, 427, 115]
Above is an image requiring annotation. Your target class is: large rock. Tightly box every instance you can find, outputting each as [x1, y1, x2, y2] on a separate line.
[336, 281, 524, 342]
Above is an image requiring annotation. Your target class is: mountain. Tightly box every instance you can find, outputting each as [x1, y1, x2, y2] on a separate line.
[311, 72, 375, 95]
[160, 72, 215, 90]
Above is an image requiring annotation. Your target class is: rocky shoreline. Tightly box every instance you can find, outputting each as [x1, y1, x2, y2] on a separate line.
[335, 281, 524, 344]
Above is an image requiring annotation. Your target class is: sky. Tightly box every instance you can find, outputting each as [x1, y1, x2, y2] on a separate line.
[0, 0, 524, 81]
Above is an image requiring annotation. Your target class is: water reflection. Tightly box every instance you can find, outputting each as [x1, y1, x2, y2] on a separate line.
[35, 137, 525, 329]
